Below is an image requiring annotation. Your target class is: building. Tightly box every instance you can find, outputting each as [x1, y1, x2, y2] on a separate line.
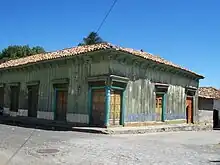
[198, 87, 220, 128]
[0, 43, 204, 127]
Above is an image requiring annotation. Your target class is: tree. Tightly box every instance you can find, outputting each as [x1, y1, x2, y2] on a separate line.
[78, 32, 105, 46]
[0, 45, 46, 61]
[31, 46, 45, 54]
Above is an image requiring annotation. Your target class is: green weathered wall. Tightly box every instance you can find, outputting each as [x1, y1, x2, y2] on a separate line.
[0, 52, 110, 115]
[0, 50, 200, 123]
[109, 56, 199, 122]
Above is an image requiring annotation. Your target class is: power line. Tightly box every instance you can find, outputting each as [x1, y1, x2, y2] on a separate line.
[96, 0, 118, 33]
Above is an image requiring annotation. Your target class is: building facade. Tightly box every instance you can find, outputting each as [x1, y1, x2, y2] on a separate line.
[0, 43, 204, 127]
[198, 87, 220, 128]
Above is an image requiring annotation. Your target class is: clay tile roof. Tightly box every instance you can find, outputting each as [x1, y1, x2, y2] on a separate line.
[0, 43, 203, 78]
[198, 87, 220, 99]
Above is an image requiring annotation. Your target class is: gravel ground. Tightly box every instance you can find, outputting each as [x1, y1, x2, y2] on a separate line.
[0, 124, 220, 165]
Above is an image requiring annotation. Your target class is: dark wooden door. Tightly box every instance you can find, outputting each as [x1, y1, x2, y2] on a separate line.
[109, 90, 121, 125]
[213, 110, 219, 128]
[156, 95, 163, 121]
[91, 89, 105, 126]
[0, 87, 4, 108]
[10, 86, 19, 112]
[186, 97, 193, 123]
[28, 85, 39, 117]
[56, 90, 68, 121]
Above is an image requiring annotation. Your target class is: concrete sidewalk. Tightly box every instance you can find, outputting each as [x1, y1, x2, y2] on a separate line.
[0, 115, 213, 134]
[72, 123, 213, 135]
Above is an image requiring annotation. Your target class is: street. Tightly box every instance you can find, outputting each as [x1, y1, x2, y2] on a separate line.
[0, 124, 220, 165]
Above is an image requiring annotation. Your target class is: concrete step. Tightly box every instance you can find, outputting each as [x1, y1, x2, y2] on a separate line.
[72, 124, 213, 135]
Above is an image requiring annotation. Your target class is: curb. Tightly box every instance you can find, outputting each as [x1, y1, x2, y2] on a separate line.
[86, 125, 213, 135]
[0, 116, 213, 135]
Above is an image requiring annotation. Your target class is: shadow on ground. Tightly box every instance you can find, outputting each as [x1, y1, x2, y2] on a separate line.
[209, 160, 220, 163]
[0, 115, 103, 133]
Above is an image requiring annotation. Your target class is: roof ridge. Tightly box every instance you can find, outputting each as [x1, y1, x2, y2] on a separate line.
[199, 86, 220, 99]
[199, 86, 219, 90]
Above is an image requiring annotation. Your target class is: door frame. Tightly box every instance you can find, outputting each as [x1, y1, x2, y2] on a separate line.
[53, 88, 68, 120]
[213, 109, 219, 128]
[88, 86, 125, 127]
[27, 84, 39, 117]
[186, 96, 194, 123]
[155, 92, 166, 122]
[0, 86, 4, 109]
[110, 86, 125, 126]
[10, 84, 20, 112]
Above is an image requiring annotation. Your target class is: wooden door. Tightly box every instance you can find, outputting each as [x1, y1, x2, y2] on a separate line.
[56, 90, 68, 121]
[10, 86, 19, 112]
[0, 87, 4, 108]
[109, 90, 121, 126]
[28, 85, 38, 117]
[91, 89, 105, 126]
[213, 110, 219, 128]
[156, 95, 163, 121]
[186, 97, 193, 123]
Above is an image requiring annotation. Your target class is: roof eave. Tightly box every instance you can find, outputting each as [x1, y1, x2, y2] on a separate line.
[109, 49, 204, 79]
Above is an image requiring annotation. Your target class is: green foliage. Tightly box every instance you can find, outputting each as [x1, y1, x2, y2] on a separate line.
[0, 45, 46, 61]
[78, 32, 105, 46]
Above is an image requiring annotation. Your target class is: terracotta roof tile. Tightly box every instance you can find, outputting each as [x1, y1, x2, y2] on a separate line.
[0, 43, 203, 78]
[198, 87, 220, 99]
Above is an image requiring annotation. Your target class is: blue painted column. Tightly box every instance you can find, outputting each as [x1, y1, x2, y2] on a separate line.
[104, 86, 111, 127]
[162, 94, 166, 121]
[120, 90, 125, 126]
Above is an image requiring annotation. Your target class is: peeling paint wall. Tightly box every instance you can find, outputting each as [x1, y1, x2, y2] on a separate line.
[0, 53, 110, 115]
[110, 58, 199, 122]
[124, 79, 155, 122]
[0, 51, 200, 124]
[166, 86, 186, 120]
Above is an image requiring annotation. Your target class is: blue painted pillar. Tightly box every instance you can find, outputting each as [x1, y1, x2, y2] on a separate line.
[162, 94, 166, 121]
[104, 86, 111, 127]
[120, 90, 125, 126]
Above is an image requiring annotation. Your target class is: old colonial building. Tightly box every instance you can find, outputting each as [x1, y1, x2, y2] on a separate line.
[198, 87, 220, 128]
[0, 43, 204, 127]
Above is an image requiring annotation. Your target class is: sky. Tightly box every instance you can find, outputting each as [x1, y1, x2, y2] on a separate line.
[0, 0, 219, 88]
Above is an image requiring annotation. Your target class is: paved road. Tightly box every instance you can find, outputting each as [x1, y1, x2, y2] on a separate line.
[0, 124, 220, 165]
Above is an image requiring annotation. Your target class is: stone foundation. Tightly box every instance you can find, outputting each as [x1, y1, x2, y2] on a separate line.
[37, 111, 54, 120]
[198, 110, 213, 125]
[124, 119, 186, 127]
[66, 113, 89, 123]
[3, 108, 28, 117]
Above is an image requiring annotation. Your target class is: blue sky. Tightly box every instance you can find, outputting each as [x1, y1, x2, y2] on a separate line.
[0, 0, 219, 88]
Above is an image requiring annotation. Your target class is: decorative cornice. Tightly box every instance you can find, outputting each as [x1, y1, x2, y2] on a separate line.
[52, 78, 69, 84]
[26, 80, 40, 86]
[9, 82, 20, 86]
